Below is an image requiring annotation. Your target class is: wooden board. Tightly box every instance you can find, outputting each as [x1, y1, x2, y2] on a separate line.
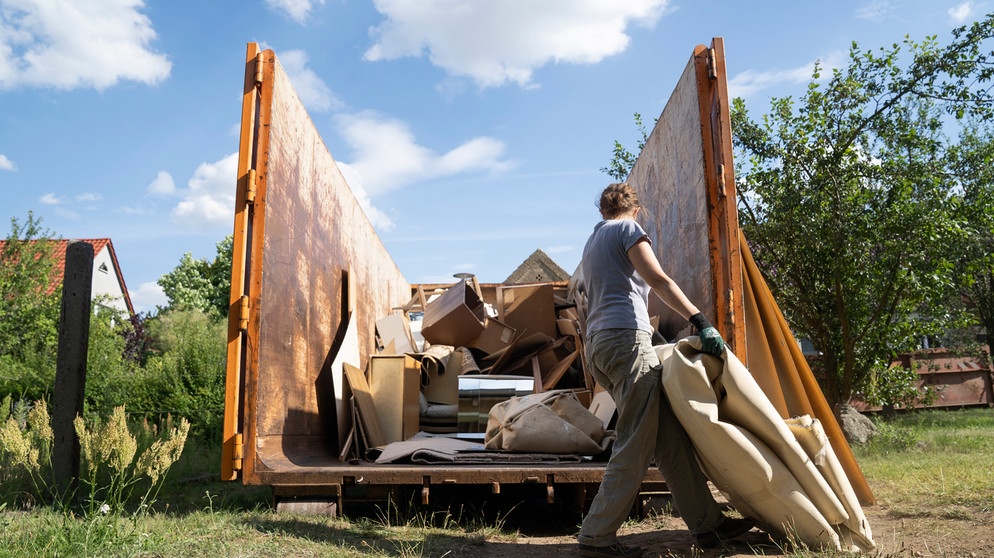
[343, 363, 387, 448]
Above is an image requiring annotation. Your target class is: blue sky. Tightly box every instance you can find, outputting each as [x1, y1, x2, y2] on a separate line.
[0, 0, 986, 313]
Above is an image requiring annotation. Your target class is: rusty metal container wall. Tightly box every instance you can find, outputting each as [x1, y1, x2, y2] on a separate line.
[226, 46, 411, 484]
[626, 39, 745, 358]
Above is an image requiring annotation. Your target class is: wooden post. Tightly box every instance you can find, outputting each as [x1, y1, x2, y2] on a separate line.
[51, 241, 93, 497]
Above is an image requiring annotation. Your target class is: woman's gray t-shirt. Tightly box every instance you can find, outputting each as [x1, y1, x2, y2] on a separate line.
[580, 219, 652, 335]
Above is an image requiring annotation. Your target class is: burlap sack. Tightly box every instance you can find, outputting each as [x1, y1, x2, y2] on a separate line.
[484, 390, 608, 455]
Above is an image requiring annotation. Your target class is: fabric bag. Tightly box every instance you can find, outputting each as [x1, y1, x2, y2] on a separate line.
[484, 390, 610, 455]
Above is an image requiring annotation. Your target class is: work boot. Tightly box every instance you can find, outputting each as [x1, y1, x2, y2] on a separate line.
[577, 542, 644, 558]
[695, 516, 756, 548]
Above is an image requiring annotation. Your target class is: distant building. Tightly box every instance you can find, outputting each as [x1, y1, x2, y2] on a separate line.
[504, 249, 571, 284]
[0, 238, 134, 316]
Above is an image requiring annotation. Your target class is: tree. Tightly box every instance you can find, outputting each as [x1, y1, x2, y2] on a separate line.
[157, 235, 233, 319]
[948, 120, 994, 354]
[601, 113, 650, 181]
[0, 213, 60, 392]
[730, 18, 994, 406]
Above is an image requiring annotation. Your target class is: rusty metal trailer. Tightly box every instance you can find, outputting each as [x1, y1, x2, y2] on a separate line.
[220, 38, 872, 514]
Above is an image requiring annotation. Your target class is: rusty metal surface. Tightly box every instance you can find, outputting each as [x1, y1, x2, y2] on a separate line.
[852, 350, 994, 411]
[625, 39, 745, 360]
[231, 45, 410, 485]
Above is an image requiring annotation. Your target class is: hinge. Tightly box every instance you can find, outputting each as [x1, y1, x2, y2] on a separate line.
[717, 163, 727, 198]
[254, 52, 264, 86]
[232, 432, 244, 471]
[707, 48, 717, 79]
[238, 295, 250, 331]
[245, 169, 257, 204]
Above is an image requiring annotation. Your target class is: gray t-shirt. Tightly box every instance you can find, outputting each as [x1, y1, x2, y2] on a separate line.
[580, 219, 652, 335]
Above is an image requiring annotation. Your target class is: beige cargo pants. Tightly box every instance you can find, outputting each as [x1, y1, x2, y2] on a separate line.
[578, 329, 723, 547]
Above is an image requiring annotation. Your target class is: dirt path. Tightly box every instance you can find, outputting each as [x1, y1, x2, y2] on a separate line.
[477, 503, 994, 557]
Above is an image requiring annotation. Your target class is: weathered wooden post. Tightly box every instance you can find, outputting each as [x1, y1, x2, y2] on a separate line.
[51, 241, 93, 498]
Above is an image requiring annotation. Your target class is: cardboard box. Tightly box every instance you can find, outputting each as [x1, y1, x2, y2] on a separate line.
[375, 312, 417, 354]
[421, 280, 486, 347]
[367, 355, 421, 443]
[497, 284, 557, 339]
[470, 318, 516, 354]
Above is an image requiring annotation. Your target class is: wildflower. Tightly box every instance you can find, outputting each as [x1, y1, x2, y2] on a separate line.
[103, 407, 138, 474]
[136, 419, 190, 485]
[0, 417, 40, 471]
[99, 503, 111, 515]
[74, 416, 97, 476]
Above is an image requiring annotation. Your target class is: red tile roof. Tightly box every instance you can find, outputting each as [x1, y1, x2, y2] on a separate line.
[0, 238, 134, 316]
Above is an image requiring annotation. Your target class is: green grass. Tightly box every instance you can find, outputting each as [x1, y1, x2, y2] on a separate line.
[852, 408, 994, 516]
[1, 408, 992, 557]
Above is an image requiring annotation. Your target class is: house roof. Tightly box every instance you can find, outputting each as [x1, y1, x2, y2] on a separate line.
[504, 249, 571, 284]
[0, 238, 134, 316]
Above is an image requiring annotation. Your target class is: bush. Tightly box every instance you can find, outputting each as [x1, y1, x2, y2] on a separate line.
[141, 308, 226, 442]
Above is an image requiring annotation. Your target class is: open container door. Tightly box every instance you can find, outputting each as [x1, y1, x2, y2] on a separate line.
[221, 43, 411, 485]
[626, 38, 873, 506]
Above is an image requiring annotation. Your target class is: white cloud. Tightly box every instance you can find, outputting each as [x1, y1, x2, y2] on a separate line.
[130, 281, 167, 313]
[948, 2, 974, 23]
[170, 153, 238, 230]
[855, 1, 893, 21]
[0, 153, 15, 170]
[335, 111, 515, 196]
[147, 170, 176, 196]
[265, 0, 325, 24]
[40, 192, 64, 204]
[278, 49, 340, 112]
[727, 52, 844, 100]
[75, 192, 101, 202]
[336, 162, 396, 231]
[364, 0, 669, 88]
[0, 0, 171, 91]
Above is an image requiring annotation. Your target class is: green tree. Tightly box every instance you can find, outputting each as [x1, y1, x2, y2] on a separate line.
[157, 235, 233, 319]
[141, 308, 226, 440]
[601, 113, 650, 181]
[730, 19, 994, 406]
[948, 120, 994, 354]
[0, 213, 60, 400]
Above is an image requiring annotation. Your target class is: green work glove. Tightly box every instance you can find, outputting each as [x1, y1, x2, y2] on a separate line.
[689, 312, 725, 357]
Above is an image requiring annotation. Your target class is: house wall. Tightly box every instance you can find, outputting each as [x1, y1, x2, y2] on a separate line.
[91, 248, 128, 314]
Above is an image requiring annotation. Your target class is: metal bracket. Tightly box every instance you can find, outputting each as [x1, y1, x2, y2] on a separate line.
[232, 432, 244, 471]
[254, 52, 264, 86]
[238, 295, 250, 331]
[245, 169, 257, 204]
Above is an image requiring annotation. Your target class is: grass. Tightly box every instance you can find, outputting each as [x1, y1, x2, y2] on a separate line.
[1, 407, 992, 557]
[853, 407, 994, 515]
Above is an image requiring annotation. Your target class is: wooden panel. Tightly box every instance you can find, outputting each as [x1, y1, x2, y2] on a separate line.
[626, 39, 744, 358]
[231, 45, 411, 483]
[627, 46, 716, 342]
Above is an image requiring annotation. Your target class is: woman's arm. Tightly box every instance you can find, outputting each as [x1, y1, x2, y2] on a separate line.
[627, 238, 699, 319]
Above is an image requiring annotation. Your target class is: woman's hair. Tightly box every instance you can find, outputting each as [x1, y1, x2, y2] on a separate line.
[597, 182, 640, 219]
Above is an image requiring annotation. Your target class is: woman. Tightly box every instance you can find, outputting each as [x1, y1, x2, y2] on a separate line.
[577, 183, 754, 557]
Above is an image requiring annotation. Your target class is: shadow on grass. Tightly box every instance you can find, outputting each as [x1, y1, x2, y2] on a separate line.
[240, 514, 493, 556]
